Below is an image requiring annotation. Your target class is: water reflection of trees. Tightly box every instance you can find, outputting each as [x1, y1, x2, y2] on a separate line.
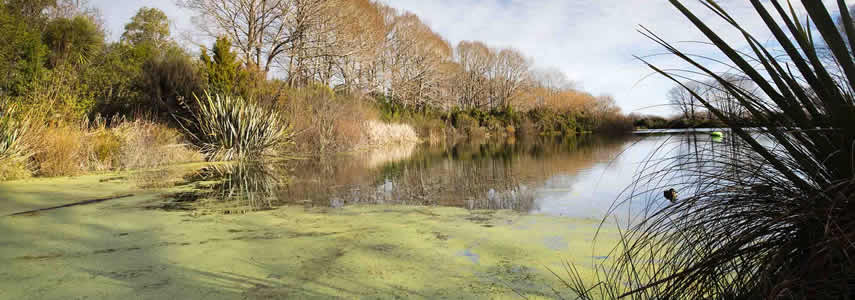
[280, 135, 631, 212]
[156, 136, 631, 214]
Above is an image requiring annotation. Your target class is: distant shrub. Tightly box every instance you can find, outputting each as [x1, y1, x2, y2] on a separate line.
[452, 113, 479, 137]
[595, 115, 634, 134]
[140, 47, 206, 121]
[284, 85, 399, 153]
[527, 108, 578, 135]
[485, 118, 504, 133]
[285, 85, 351, 153]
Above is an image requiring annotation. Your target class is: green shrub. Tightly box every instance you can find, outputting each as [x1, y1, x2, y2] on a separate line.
[0, 159, 30, 181]
[141, 47, 206, 121]
[453, 113, 478, 134]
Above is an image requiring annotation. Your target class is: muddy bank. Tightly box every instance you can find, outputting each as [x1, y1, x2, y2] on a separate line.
[0, 170, 617, 299]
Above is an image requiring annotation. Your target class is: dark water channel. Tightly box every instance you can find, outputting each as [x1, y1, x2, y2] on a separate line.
[155, 133, 734, 219]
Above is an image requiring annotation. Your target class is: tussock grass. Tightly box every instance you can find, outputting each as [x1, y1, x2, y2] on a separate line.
[33, 125, 86, 176]
[2, 112, 203, 179]
[113, 119, 205, 169]
[566, 1, 855, 299]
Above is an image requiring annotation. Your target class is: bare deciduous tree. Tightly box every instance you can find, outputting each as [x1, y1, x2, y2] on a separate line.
[179, 0, 340, 78]
[491, 48, 530, 109]
[668, 84, 695, 120]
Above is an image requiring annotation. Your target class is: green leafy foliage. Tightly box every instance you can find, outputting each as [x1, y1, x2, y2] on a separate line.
[201, 36, 248, 97]
[140, 46, 206, 120]
[121, 7, 170, 48]
[43, 15, 104, 67]
[0, 4, 47, 97]
[85, 43, 144, 117]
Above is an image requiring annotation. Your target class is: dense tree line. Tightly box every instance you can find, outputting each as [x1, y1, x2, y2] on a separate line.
[0, 0, 626, 134]
[0, 0, 206, 122]
[178, 0, 623, 116]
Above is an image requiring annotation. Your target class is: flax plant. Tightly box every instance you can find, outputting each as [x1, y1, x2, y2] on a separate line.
[179, 92, 293, 161]
[565, 1, 855, 299]
[0, 104, 31, 162]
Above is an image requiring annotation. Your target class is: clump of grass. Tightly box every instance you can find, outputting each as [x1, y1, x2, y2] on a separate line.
[360, 120, 421, 147]
[179, 92, 293, 161]
[14, 115, 203, 178]
[114, 119, 204, 169]
[566, 1, 855, 299]
[33, 125, 86, 177]
[87, 119, 123, 171]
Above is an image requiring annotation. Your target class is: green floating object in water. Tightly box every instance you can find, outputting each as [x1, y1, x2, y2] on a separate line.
[710, 131, 724, 137]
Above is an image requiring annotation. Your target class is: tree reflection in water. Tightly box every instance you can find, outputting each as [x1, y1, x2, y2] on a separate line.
[155, 135, 632, 215]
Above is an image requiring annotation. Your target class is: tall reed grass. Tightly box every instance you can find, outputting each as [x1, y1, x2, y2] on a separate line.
[566, 1, 855, 299]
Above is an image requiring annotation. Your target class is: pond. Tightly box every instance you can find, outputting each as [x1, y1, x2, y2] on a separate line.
[0, 132, 734, 299]
[152, 132, 732, 219]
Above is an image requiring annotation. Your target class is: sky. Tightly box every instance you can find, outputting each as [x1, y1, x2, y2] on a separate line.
[89, 0, 854, 116]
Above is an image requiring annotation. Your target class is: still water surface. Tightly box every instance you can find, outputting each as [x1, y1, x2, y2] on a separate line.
[162, 133, 731, 220]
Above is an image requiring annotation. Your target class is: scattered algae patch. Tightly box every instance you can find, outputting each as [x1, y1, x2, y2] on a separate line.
[0, 168, 618, 299]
